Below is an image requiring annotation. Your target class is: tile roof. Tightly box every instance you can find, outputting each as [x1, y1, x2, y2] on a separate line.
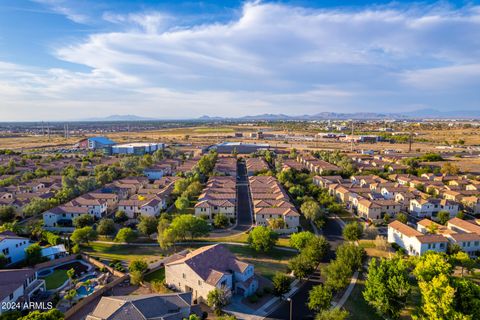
[166, 244, 251, 286]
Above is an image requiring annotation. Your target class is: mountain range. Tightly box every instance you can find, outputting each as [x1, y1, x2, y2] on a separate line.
[81, 109, 480, 122]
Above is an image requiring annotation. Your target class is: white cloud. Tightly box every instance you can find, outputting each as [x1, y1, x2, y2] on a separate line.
[32, 0, 89, 23]
[2, 2, 480, 120]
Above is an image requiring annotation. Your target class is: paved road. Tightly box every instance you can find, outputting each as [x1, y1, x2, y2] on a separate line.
[265, 216, 344, 320]
[235, 160, 253, 231]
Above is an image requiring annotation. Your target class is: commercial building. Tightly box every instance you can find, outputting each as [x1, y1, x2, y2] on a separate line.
[111, 142, 165, 155]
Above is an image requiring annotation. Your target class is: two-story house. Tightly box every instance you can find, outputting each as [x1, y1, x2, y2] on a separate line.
[165, 244, 258, 303]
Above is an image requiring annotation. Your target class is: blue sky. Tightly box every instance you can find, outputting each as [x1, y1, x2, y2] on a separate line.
[0, 0, 479, 121]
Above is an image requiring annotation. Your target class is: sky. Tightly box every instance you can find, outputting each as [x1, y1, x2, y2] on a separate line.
[0, 0, 479, 121]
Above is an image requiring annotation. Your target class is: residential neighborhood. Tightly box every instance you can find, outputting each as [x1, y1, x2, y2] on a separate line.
[1, 0, 480, 318]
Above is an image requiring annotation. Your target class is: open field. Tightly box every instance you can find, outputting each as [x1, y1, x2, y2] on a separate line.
[82, 242, 165, 264]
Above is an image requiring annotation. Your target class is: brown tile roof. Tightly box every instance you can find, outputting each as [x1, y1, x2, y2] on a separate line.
[388, 220, 422, 237]
[166, 244, 250, 286]
[448, 218, 480, 234]
[416, 234, 449, 244]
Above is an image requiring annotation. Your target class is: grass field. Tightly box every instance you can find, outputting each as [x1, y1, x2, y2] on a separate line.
[225, 245, 296, 280]
[83, 242, 165, 263]
[44, 269, 69, 290]
[343, 271, 383, 320]
[199, 232, 292, 248]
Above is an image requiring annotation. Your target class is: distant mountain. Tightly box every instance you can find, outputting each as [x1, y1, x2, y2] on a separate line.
[82, 114, 157, 121]
[196, 109, 480, 121]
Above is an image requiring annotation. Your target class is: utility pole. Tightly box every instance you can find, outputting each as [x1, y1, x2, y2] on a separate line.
[351, 120, 354, 152]
[47, 123, 51, 141]
[409, 131, 413, 153]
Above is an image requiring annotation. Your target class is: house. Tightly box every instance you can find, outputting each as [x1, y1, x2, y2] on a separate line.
[143, 165, 167, 180]
[253, 207, 300, 230]
[409, 198, 459, 219]
[194, 176, 237, 222]
[86, 293, 196, 320]
[0, 231, 31, 265]
[387, 220, 448, 256]
[357, 199, 400, 221]
[117, 197, 162, 219]
[0, 269, 46, 314]
[67, 197, 108, 218]
[245, 158, 269, 176]
[416, 218, 480, 257]
[43, 206, 91, 231]
[40, 245, 68, 261]
[165, 244, 258, 303]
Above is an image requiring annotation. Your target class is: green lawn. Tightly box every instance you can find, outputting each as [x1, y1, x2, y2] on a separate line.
[224, 245, 296, 280]
[83, 242, 165, 263]
[199, 232, 292, 248]
[44, 270, 69, 290]
[343, 272, 383, 320]
[144, 268, 165, 283]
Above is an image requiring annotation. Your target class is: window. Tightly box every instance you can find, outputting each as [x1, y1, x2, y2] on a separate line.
[182, 273, 186, 279]
[2, 248, 9, 255]
[198, 280, 202, 286]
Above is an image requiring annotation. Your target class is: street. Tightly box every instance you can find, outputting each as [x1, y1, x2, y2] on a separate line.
[265, 216, 344, 320]
[235, 159, 253, 231]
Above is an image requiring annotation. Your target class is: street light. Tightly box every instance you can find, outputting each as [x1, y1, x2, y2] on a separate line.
[285, 297, 292, 320]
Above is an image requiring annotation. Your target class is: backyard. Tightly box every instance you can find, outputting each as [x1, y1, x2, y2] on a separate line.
[44, 269, 69, 290]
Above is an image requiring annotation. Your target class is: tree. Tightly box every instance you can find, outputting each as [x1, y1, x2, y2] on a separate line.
[71, 226, 98, 245]
[315, 308, 349, 320]
[300, 200, 322, 222]
[138, 216, 157, 236]
[268, 217, 285, 230]
[413, 252, 452, 282]
[416, 273, 464, 320]
[207, 287, 230, 311]
[157, 217, 172, 249]
[115, 227, 136, 243]
[363, 257, 411, 319]
[323, 260, 352, 291]
[335, 243, 364, 272]
[167, 214, 209, 240]
[302, 236, 330, 264]
[130, 270, 143, 285]
[64, 289, 77, 307]
[441, 163, 459, 175]
[129, 259, 148, 273]
[174, 196, 190, 211]
[247, 226, 278, 253]
[0, 206, 15, 223]
[213, 214, 229, 229]
[288, 253, 317, 279]
[308, 284, 332, 311]
[25, 244, 43, 266]
[173, 178, 190, 195]
[342, 222, 363, 241]
[17, 309, 64, 320]
[97, 218, 115, 235]
[396, 212, 408, 224]
[437, 211, 451, 225]
[289, 231, 315, 250]
[453, 251, 475, 277]
[272, 272, 292, 296]
[73, 214, 94, 229]
[66, 268, 75, 280]
[456, 211, 465, 219]
[452, 278, 480, 319]
[114, 210, 128, 223]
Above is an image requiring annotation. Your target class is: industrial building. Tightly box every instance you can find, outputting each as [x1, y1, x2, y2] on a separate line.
[208, 142, 270, 154]
[111, 142, 165, 155]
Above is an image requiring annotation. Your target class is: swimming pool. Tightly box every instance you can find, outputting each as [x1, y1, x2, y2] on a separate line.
[76, 284, 96, 298]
